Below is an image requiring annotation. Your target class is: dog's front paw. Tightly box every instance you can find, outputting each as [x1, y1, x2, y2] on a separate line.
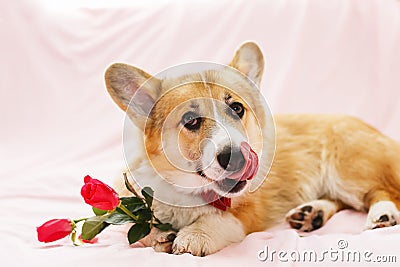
[151, 230, 177, 253]
[139, 227, 177, 253]
[172, 229, 215, 257]
[365, 201, 400, 230]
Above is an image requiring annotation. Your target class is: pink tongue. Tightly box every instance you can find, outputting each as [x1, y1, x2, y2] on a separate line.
[228, 142, 259, 181]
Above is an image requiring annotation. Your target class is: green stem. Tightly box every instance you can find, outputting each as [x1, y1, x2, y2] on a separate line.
[71, 230, 80, 246]
[72, 218, 89, 224]
[123, 172, 143, 200]
[118, 203, 139, 221]
[150, 210, 154, 228]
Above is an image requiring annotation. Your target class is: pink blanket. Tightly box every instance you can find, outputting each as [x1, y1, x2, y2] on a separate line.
[2, 0, 400, 266]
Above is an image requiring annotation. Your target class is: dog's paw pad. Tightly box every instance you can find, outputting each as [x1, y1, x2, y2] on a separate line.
[301, 205, 313, 213]
[166, 233, 177, 242]
[286, 205, 324, 232]
[368, 214, 397, 229]
[365, 201, 400, 230]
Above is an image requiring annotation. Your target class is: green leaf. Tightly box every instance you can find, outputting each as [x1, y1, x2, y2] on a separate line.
[127, 223, 151, 244]
[154, 223, 173, 231]
[134, 209, 152, 222]
[105, 212, 136, 225]
[81, 216, 110, 240]
[92, 207, 108, 216]
[119, 197, 146, 213]
[141, 187, 154, 208]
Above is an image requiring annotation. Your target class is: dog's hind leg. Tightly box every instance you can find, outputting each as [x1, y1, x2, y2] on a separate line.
[364, 189, 400, 230]
[285, 199, 344, 232]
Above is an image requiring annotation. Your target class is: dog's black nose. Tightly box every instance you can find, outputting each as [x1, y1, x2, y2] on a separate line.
[217, 147, 245, 172]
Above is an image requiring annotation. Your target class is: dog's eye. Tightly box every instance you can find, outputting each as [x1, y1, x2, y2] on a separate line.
[229, 102, 244, 119]
[181, 112, 202, 131]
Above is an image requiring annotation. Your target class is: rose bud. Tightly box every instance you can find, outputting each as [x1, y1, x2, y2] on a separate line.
[81, 175, 120, 210]
[37, 219, 73, 243]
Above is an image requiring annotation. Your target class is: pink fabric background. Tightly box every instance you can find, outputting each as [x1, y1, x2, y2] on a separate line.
[1, 0, 400, 266]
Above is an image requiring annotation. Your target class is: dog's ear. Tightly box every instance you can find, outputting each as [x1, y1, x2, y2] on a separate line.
[105, 63, 160, 129]
[229, 42, 264, 86]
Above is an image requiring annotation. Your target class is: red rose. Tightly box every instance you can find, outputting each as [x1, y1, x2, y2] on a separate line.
[81, 175, 120, 210]
[37, 219, 73, 243]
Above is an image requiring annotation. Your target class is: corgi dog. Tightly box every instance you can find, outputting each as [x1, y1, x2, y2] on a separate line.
[105, 42, 400, 256]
